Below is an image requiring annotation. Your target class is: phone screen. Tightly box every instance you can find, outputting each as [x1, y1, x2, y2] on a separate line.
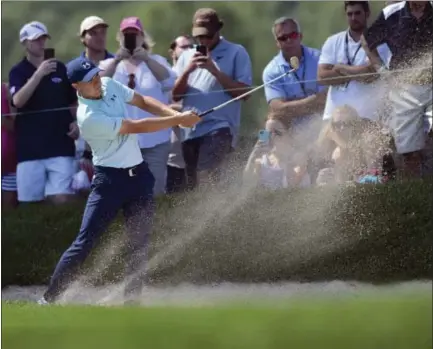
[196, 44, 207, 56]
[258, 130, 270, 144]
[44, 48, 55, 60]
[124, 33, 137, 54]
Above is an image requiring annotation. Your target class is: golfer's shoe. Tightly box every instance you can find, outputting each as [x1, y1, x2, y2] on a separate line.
[37, 296, 50, 306]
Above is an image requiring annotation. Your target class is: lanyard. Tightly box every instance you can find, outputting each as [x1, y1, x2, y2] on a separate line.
[292, 47, 307, 97]
[344, 31, 362, 66]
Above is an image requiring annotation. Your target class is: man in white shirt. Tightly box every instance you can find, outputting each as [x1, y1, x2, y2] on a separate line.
[318, 1, 392, 122]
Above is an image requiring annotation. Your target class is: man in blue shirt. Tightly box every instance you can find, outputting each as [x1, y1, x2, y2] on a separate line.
[257, 17, 327, 182]
[39, 58, 199, 304]
[172, 8, 253, 190]
[263, 17, 327, 135]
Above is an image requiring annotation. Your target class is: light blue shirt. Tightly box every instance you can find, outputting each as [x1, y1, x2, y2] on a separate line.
[76, 77, 143, 168]
[174, 38, 253, 147]
[262, 46, 326, 129]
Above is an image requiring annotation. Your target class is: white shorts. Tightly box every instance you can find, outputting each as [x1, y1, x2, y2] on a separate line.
[388, 84, 432, 154]
[1, 173, 17, 192]
[16, 156, 76, 202]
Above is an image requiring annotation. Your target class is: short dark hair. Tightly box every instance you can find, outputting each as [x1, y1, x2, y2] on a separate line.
[344, 1, 370, 12]
[169, 35, 192, 51]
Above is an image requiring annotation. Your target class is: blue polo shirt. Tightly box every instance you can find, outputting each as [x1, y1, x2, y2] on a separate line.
[8, 58, 77, 163]
[77, 77, 143, 168]
[174, 39, 252, 147]
[262, 46, 326, 129]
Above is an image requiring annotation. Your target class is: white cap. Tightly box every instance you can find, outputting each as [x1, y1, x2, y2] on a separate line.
[79, 16, 108, 36]
[19, 21, 50, 43]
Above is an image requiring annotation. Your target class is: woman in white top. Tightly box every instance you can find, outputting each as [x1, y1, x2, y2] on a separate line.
[99, 17, 176, 196]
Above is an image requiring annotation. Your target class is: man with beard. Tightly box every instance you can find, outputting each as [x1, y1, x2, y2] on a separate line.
[317, 1, 392, 123]
[361, 1, 432, 178]
[169, 35, 194, 66]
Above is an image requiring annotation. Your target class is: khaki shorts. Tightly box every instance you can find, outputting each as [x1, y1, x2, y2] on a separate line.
[388, 84, 432, 154]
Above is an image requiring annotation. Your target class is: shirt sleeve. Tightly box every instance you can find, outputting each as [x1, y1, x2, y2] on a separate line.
[364, 11, 388, 50]
[234, 47, 253, 85]
[81, 113, 123, 140]
[109, 78, 135, 103]
[8, 67, 28, 102]
[318, 36, 337, 65]
[262, 64, 286, 103]
[98, 58, 115, 70]
[173, 50, 187, 76]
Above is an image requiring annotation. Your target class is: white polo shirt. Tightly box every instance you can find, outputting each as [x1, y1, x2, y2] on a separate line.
[319, 30, 392, 121]
[102, 55, 176, 149]
[77, 77, 142, 168]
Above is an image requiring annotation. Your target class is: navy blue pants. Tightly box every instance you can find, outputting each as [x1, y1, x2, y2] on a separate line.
[44, 161, 155, 302]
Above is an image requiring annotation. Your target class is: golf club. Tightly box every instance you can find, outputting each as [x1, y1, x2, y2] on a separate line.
[198, 56, 300, 118]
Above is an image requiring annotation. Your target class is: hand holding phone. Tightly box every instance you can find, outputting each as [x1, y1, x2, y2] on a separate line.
[258, 129, 270, 144]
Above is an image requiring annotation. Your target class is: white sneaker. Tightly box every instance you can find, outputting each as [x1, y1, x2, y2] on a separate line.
[37, 297, 50, 305]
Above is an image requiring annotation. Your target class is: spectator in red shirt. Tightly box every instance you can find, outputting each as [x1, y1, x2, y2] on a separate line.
[1, 82, 18, 209]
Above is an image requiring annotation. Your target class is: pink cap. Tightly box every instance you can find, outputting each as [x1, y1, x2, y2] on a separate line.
[120, 17, 143, 32]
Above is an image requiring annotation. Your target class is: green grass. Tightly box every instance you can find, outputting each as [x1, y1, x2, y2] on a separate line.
[2, 294, 432, 349]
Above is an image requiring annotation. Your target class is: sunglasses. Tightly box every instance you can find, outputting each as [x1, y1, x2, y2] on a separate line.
[128, 73, 136, 89]
[277, 32, 301, 42]
[179, 44, 193, 49]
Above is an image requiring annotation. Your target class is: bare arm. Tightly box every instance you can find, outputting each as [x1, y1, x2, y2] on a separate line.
[12, 73, 43, 109]
[143, 56, 170, 82]
[119, 114, 194, 135]
[317, 64, 355, 86]
[360, 35, 384, 70]
[172, 71, 190, 102]
[128, 92, 181, 117]
[99, 58, 122, 78]
[269, 89, 327, 120]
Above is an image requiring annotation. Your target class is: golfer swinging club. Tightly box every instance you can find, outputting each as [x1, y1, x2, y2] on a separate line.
[38, 58, 200, 305]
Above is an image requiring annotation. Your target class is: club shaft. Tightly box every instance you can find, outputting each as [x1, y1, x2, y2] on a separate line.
[198, 68, 297, 118]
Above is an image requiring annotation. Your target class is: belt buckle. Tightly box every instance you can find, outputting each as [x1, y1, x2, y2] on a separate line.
[128, 168, 137, 177]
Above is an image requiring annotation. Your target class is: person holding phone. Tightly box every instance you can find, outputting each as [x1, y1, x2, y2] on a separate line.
[172, 8, 253, 190]
[8, 21, 79, 205]
[99, 17, 177, 196]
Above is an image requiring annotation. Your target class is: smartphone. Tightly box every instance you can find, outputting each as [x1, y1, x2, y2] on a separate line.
[124, 33, 137, 54]
[196, 44, 207, 56]
[258, 129, 270, 144]
[44, 48, 55, 60]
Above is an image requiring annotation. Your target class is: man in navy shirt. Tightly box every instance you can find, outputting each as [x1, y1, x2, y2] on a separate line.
[9, 21, 79, 204]
[362, 1, 432, 178]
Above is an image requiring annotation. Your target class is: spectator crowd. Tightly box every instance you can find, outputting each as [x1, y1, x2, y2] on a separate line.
[2, 1, 432, 210]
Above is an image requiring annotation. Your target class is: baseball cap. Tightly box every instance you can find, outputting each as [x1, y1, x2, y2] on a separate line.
[80, 16, 108, 36]
[67, 58, 102, 84]
[19, 21, 50, 43]
[192, 8, 223, 37]
[120, 17, 144, 32]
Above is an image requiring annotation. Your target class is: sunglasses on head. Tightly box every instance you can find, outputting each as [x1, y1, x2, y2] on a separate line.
[277, 31, 300, 42]
[128, 73, 136, 89]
